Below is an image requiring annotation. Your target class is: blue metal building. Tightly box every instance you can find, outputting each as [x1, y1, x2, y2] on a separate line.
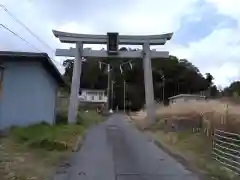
[0, 51, 64, 129]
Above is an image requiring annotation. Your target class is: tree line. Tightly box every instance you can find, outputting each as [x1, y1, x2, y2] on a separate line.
[223, 81, 240, 98]
[62, 47, 217, 110]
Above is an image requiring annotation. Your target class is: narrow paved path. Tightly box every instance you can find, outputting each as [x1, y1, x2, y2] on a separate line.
[54, 114, 200, 180]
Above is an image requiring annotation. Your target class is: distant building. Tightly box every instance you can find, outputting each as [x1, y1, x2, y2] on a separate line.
[0, 51, 65, 130]
[79, 89, 108, 104]
[168, 94, 206, 104]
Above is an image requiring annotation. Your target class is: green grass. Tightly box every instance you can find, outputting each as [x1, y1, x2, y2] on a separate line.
[1, 110, 104, 180]
[77, 110, 104, 127]
[9, 110, 103, 151]
[10, 123, 84, 151]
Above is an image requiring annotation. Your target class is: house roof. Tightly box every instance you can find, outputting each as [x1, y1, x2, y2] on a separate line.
[168, 94, 206, 100]
[0, 51, 65, 86]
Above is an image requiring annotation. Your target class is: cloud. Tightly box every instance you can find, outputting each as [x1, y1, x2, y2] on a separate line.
[208, 63, 240, 86]
[173, 1, 238, 45]
[165, 27, 240, 87]
[206, 0, 240, 24]
[116, 0, 199, 34]
[161, 0, 240, 87]
[0, 0, 198, 53]
[0, 0, 240, 87]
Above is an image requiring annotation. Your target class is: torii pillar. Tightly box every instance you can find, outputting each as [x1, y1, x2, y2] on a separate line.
[143, 42, 156, 124]
[53, 30, 173, 125]
[68, 42, 83, 123]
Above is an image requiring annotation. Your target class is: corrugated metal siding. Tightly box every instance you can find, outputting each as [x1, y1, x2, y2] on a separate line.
[0, 61, 58, 129]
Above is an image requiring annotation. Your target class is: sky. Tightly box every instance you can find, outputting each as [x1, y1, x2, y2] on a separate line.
[0, 0, 240, 88]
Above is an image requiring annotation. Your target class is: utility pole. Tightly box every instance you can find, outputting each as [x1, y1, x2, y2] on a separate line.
[107, 64, 111, 110]
[178, 83, 180, 94]
[123, 81, 126, 113]
[111, 80, 115, 110]
[162, 76, 165, 103]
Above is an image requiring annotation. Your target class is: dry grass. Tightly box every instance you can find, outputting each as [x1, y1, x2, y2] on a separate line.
[131, 100, 240, 132]
[157, 100, 240, 133]
[156, 100, 239, 118]
[148, 131, 238, 180]
[129, 99, 240, 180]
[0, 123, 84, 180]
[129, 110, 147, 128]
[0, 138, 66, 180]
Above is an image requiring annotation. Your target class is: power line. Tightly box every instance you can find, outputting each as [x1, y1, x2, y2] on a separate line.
[0, 23, 63, 67]
[0, 23, 42, 52]
[0, 3, 55, 52]
[0, 4, 63, 67]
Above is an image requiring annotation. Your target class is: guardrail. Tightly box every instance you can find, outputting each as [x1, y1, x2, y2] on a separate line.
[212, 129, 240, 175]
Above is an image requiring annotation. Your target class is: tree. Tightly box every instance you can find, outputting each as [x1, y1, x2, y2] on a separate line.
[205, 73, 214, 87]
[63, 59, 74, 82]
[209, 85, 219, 97]
[223, 81, 240, 97]
[62, 49, 214, 110]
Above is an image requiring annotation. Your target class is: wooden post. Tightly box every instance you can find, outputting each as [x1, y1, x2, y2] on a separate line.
[68, 42, 83, 123]
[107, 64, 111, 110]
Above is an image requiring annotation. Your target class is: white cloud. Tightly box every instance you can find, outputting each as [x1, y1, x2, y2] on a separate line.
[208, 63, 240, 86]
[168, 0, 240, 87]
[56, 22, 107, 50]
[1, 0, 198, 51]
[1, 0, 240, 87]
[118, 0, 198, 34]
[165, 27, 240, 87]
[206, 0, 240, 25]
[57, 22, 96, 34]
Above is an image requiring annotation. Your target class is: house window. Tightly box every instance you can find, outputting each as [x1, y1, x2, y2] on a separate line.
[0, 65, 4, 97]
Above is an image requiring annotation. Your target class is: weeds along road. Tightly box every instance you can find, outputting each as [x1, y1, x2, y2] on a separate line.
[54, 114, 201, 180]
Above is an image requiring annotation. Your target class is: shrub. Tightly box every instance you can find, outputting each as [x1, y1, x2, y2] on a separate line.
[55, 109, 68, 125]
[10, 123, 50, 142]
[29, 138, 68, 151]
[76, 110, 103, 127]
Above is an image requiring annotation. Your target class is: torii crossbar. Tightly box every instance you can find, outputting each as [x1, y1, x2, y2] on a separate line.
[53, 30, 173, 125]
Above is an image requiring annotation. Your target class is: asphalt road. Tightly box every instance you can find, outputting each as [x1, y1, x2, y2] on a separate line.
[54, 114, 201, 180]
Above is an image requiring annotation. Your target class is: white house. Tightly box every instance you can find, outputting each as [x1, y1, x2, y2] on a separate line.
[79, 89, 108, 103]
[0, 51, 65, 130]
[168, 94, 206, 104]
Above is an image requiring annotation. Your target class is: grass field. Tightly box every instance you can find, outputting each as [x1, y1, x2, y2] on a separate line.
[130, 100, 240, 180]
[149, 130, 238, 180]
[131, 100, 240, 133]
[0, 110, 103, 180]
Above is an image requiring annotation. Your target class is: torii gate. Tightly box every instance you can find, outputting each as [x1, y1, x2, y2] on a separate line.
[53, 30, 173, 125]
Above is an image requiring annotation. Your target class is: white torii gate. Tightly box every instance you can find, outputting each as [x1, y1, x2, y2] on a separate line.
[53, 30, 173, 125]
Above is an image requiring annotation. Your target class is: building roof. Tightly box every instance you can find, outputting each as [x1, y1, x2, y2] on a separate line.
[0, 51, 65, 86]
[168, 94, 206, 100]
